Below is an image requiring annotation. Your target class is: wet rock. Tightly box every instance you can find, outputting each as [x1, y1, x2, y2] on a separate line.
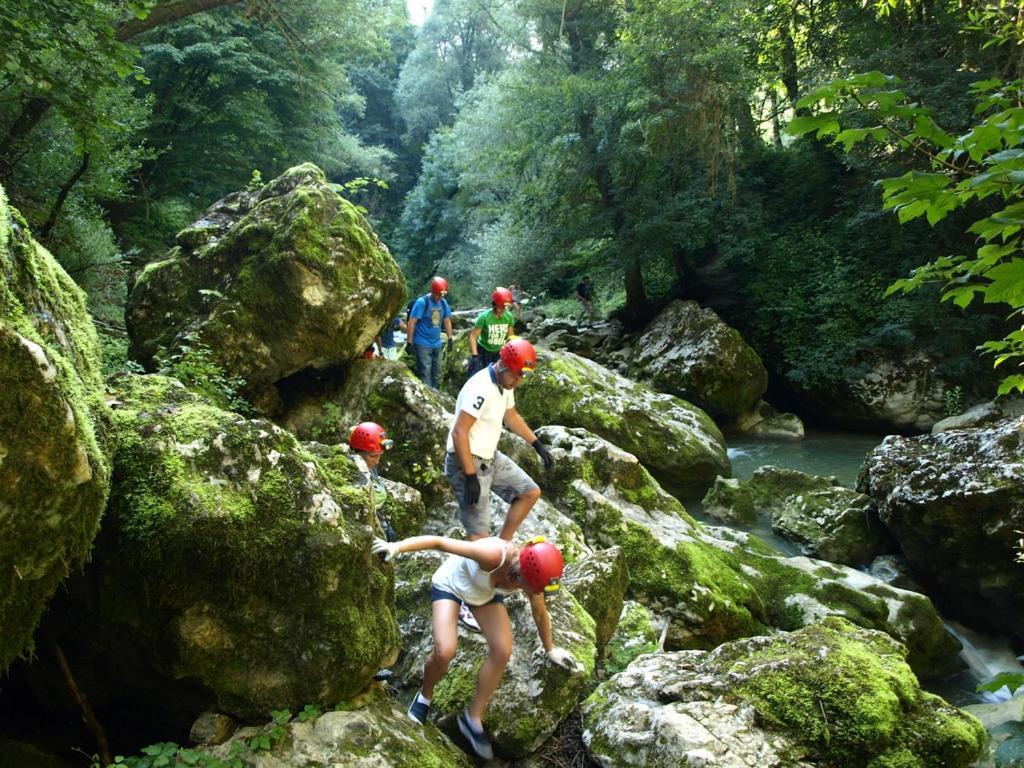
[603, 601, 659, 675]
[582, 618, 985, 768]
[733, 400, 805, 440]
[932, 396, 1024, 433]
[858, 419, 1024, 644]
[0, 186, 112, 671]
[702, 477, 757, 526]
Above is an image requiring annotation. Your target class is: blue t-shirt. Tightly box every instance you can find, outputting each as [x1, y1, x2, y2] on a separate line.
[381, 317, 401, 348]
[410, 294, 452, 348]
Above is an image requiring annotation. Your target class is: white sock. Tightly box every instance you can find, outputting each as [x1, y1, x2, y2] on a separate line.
[464, 710, 483, 729]
[416, 692, 431, 706]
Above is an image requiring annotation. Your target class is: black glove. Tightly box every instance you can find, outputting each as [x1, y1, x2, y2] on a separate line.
[447, 336, 454, 353]
[463, 473, 481, 506]
[405, 342, 414, 357]
[468, 354, 482, 375]
[532, 439, 554, 470]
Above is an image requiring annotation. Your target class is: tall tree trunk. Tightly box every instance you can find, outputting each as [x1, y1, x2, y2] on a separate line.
[0, 97, 53, 178]
[624, 250, 649, 324]
[40, 153, 91, 243]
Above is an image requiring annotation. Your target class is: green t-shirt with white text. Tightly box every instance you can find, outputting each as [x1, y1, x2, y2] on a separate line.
[474, 309, 516, 352]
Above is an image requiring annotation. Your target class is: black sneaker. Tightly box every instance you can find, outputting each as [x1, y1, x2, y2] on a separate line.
[457, 710, 494, 760]
[407, 695, 430, 725]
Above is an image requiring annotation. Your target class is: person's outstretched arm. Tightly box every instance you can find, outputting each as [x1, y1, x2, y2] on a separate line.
[372, 534, 505, 571]
[528, 591, 583, 672]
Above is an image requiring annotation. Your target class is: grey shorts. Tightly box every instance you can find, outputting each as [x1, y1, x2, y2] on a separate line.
[445, 450, 538, 536]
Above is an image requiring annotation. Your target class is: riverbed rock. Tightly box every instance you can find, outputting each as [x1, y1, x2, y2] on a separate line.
[932, 396, 1024, 433]
[535, 427, 958, 675]
[733, 399, 805, 440]
[581, 617, 986, 768]
[126, 163, 405, 408]
[858, 418, 1024, 645]
[46, 373, 400, 720]
[0, 187, 112, 672]
[702, 477, 757, 526]
[516, 349, 730, 498]
[199, 687, 472, 767]
[604, 601, 659, 675]
[629, 300, 768, 418]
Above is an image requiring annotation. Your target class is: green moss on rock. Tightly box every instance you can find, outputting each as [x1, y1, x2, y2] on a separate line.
[0, 185, 112, 671]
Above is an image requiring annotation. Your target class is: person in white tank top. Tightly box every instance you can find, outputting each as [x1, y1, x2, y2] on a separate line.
[372, 534, 582, 760]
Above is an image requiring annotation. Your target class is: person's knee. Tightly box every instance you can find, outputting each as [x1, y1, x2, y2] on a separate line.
[519, 485, 541, 504]
[432, 641, 457, 668]
[488, 640, 512, 667]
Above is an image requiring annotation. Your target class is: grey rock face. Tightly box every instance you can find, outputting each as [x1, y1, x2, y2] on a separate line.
[630, 300, 768, 418]
[858, 418, 1024, 643]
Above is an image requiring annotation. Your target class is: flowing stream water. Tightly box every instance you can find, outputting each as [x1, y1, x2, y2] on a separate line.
[686, 429, 1024, 707]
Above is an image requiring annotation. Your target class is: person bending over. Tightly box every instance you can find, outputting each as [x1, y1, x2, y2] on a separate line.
[372, 535, 581, 760]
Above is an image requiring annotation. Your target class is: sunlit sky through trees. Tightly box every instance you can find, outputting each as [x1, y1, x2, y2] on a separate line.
[406, 0, 433, 25]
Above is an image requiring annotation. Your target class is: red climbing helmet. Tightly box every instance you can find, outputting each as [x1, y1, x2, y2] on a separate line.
[349, 422, 393, 453]
[430, 276, 449, 296]
[518, 537, 564, 594]
[499, 338, 537, 375]
[491, 287, 514, 310]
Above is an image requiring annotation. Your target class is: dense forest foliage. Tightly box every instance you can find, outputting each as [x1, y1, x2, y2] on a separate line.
[2, 0, 1021, 401]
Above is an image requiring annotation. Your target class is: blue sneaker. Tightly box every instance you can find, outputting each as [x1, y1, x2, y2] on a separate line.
[407, 694, 430, 725]
[457, 710, 494, 760]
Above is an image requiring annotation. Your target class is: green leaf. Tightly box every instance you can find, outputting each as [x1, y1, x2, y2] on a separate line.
[976, 671, 1024, 694]
[997, 375, 1024, 394]
[786, 114, 841, 138]
[980, 260, 1024, 307]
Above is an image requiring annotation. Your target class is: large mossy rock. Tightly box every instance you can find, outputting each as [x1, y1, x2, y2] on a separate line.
[198, 687, 472, 767]
[515, 349, 729, 498]
[858, 420, 1024, 644]
[629, 299, 768, 418]
[581, 617, 985, 768]
[126, 164, 405, 404]
[562, 546, 630, 657]
[536, 428, 959, 676]
[0, 187, 112, 671]
[49, 374, 400, 720]
[707, 466, 891, 567]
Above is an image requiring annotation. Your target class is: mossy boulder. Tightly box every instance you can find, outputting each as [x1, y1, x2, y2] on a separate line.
[629, 300, 768, 418]
[858, 419, 1024, 644]
[713, 466, 891, 567]
[582, 617, 985, 768]
[603, 601, 659, 675]
[126, 163, 405, 405]
[197, 687, 472, 767]
[516, 351, 729, 498]
[0, 186, 112, 671]
[48, 373, 400, 720]
[562, 546, 630, 656]
[532, 426, 959, 675]
[702, 476, 757, 526]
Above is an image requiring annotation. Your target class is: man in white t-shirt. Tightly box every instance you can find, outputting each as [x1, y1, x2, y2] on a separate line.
[445, 338, 555, 542]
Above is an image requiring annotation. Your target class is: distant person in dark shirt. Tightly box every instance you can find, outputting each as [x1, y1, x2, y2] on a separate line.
[575, 276, 596, 325]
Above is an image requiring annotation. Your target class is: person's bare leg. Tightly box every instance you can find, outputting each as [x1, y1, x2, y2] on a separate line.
[498, 486, 541, 540]
[466, 601, 512, 722]
[421, 599, 459, 698]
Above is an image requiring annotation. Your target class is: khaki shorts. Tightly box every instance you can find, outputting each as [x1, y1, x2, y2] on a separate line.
[444, 450, 538, 536]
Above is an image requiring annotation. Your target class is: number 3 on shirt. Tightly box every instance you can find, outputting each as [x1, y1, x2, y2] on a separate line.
[472, 396, 485, 410]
